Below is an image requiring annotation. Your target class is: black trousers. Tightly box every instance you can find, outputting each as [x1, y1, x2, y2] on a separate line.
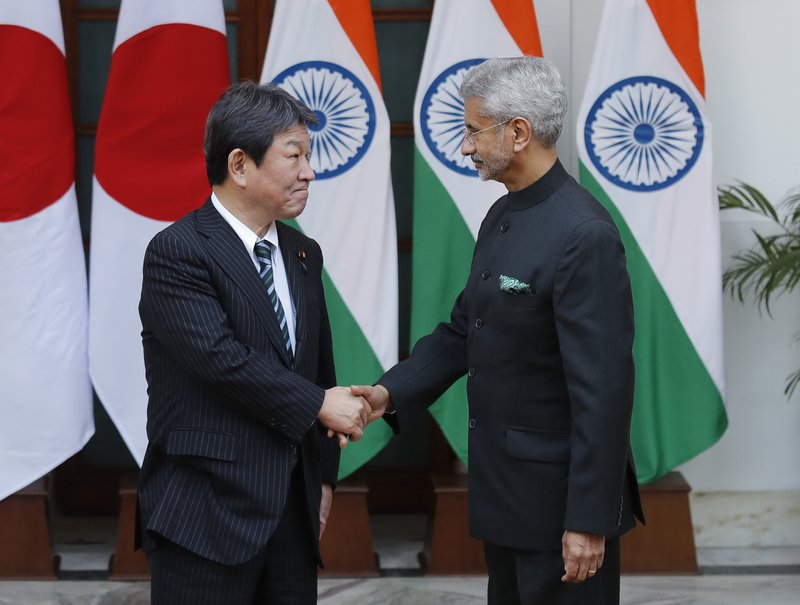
[147, 465, 317, 605]
[484, 538, 621, 605]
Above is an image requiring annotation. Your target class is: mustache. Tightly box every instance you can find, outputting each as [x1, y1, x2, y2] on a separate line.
[471, 153, 483, 163]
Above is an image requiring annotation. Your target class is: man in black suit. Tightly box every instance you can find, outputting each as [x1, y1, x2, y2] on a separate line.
[137, 82, 371, 605]
[354, 57, 644, 604]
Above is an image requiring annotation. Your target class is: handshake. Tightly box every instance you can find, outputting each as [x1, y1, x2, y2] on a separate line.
[317, 385, 390, 448]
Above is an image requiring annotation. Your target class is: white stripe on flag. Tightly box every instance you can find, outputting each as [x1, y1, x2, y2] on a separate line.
[261, 0, 398, 371]
[0, 190, 94, 500]
[89, 180, 167, 464]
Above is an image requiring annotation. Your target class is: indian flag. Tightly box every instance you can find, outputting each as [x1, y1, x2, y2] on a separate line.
[0, 0, 93, 500]
[412, 0, 542, 463]
[89, 0, 230, 464]
[577, 0, 727, 483]
[261, 0, 398, 479]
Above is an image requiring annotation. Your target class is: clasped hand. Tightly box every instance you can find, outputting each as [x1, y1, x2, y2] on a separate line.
[318, 385, 391, 448]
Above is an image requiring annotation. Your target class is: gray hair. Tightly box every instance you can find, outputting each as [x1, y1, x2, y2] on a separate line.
[459, 56, 567, 149]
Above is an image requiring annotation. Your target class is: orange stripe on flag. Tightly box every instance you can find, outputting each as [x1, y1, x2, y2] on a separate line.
[490, 0, 543, 56]
[646, 0, 705, 97]
[328, 0, 382, 90]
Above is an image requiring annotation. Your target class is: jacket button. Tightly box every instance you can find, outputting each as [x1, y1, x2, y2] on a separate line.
[467, 367, 476, 377]
[475, 319, 483, 328]
[500, 222, 509, 233]
[481, 270, 490, 280]
[469, 418, 477, 429]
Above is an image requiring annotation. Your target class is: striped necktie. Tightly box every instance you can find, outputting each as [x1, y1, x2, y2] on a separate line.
[254, 240, 293, 359]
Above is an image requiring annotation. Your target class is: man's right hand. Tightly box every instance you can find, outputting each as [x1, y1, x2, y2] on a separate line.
[318, 386, 371, 442]
[349, 384, 391, 422]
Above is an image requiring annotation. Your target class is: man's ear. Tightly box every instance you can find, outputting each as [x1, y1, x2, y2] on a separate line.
[511, 117, 533, 153]
[228, 149, 247, 187]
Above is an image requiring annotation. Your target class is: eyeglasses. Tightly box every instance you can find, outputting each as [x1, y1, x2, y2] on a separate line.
[463, 118, 513, 144]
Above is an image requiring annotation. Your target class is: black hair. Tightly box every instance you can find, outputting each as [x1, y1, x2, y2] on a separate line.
[204, 81, 317, 185]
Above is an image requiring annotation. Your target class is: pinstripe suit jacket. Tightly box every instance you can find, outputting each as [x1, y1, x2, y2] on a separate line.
[137, 199, 339, 566]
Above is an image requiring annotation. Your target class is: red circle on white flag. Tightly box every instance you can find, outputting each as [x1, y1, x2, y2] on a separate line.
[94, 24, 230, 222]
[0, 25, 74, 222]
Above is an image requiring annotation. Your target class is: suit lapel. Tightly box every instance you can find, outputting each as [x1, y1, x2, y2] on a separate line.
[277, 222, 308, 365]
[195, 200, 293, 367]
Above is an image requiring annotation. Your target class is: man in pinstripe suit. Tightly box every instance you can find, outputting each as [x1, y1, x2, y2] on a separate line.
[137, 82, 372, 604]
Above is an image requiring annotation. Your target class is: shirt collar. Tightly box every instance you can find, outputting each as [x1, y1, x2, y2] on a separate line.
[211, 192, 279, 254]
[506, 159, 569, 211]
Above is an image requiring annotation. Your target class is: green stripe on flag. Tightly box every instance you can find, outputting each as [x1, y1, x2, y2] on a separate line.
[321, 271, 393, 480]
[411, 147, 475, 465]
[287, 220, 392, 480]
[579, 162, 727, 483]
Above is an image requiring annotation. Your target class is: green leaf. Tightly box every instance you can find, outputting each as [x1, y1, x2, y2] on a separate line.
[785, 367, 800, 400]
[741, 182, 780, 221]
[718, 183, 781, 222]
[783, 191, 800, 227]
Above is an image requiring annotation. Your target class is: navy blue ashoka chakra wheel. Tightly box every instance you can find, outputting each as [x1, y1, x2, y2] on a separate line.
[420, 58, 485, 177]
[273, 61, 376, 179]
[584, 76, 704, 192]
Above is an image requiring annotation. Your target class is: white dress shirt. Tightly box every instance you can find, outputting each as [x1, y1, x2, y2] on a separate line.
[211, 193, 296, 351]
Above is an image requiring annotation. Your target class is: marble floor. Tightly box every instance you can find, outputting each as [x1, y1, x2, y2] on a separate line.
[0, 514, 798, 604]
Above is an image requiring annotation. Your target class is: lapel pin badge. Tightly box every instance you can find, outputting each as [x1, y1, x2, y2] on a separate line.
[297, 249, 308, 273]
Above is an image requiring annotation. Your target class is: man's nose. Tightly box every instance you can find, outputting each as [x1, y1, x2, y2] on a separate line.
[460, 136, 474, 156]
[300, 160, 315, 182]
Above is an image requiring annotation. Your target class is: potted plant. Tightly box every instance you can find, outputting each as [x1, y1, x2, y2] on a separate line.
[719, 183, 800, 398]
